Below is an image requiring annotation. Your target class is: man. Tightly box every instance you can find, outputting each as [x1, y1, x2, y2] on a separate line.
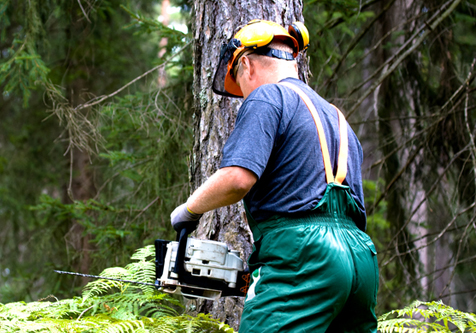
[171, 20, 379, 332]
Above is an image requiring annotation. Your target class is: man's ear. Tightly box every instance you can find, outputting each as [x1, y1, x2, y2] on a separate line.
[241, 56, 253, 78]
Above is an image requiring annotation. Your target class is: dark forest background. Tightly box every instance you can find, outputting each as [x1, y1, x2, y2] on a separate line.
[1, 0, 476, 319]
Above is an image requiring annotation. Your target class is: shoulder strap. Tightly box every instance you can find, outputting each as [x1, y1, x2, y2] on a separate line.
[279, 81, 348, 185]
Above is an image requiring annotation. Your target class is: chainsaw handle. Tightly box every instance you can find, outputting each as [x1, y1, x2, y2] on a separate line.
[173, 221, 198, 240]
[173, 227, 189, 275]
[172, 221, 198, 275]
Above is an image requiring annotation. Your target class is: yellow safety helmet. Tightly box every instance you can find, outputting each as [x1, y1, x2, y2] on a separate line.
[212, 19, 310, 98]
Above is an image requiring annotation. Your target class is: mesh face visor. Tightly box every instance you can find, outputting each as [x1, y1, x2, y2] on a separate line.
[212, 39, 244, 98]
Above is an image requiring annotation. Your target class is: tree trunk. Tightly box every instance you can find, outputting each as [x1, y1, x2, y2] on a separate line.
[374, 0, 419, 306]
[190, 0, 306, 329]
[62, 11, 96, 287]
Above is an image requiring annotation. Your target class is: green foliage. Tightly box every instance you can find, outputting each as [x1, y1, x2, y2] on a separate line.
[363, 179, 391, 251]
[0, 0, 194, 303]
[0, 0, 51, 106]
[0, 246, 234, 332]
[378, 301, 476, 332]
[304, 0, 376, 92]
[0, 39, 50, 106]
[121, 5, 187, 47]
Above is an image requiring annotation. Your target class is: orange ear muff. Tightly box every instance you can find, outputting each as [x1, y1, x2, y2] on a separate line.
[288, 22, 309, 52]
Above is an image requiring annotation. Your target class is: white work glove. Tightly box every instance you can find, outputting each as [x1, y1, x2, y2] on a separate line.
[170, 203, 202, 233]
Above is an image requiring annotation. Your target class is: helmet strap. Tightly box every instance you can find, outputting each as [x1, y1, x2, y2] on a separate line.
[253, 47, 295, 61]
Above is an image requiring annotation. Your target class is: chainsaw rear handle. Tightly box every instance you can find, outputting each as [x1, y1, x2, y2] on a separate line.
[172, 220, 199, 235]
[155, 223, 193, 279]
[173, 226, 190, 275]
[173, 220, 199, 275]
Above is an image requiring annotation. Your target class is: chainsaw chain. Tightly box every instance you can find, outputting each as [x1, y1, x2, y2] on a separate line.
[54, 270, 157, 287]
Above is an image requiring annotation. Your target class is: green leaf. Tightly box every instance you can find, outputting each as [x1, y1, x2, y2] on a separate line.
[120, 169, 142, 182]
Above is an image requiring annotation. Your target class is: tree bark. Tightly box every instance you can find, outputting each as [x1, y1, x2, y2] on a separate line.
[190, 0, 306, 329]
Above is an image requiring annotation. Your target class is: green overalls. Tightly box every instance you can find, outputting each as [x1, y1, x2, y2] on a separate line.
[239, 83, 379, 333]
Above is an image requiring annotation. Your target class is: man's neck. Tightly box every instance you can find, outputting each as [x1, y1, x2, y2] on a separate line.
[268, 63, 299, 83]
[241, 59, 299, 99]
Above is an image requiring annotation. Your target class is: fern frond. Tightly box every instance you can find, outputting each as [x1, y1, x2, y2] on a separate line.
[38, 317, 103, 331]
[102, 318, 145, 333]
[82, 279, 125, 300]
[130, 245, 155, 261]
[81, 267, 132, 299]
[378, 300, 476, 333]
[378, 317, 446, 332]
[0, 320, 55, 332]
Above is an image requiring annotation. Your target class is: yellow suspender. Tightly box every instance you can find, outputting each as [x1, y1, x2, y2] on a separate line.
[279, 82, 348, 185]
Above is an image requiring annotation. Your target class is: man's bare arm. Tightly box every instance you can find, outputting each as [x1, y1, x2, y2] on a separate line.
[187, 166, 258, 214]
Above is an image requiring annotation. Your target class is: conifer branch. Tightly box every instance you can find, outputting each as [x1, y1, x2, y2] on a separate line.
[77, 0, 91, 23]
[74, 41, 192, 111]
[322, 0, 397, 94]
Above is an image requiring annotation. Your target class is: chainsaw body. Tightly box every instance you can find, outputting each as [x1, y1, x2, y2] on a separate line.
[155, 236, 249, 300]
[55, 227, 250, 300]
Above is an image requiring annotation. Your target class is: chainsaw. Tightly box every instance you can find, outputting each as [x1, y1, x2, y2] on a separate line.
[56, 226, 250, 301]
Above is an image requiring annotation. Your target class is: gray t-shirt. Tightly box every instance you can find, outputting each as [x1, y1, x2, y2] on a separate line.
[220, 77, 366, 224]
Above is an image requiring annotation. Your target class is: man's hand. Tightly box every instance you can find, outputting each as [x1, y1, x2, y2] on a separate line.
[170, 203, 203, 233]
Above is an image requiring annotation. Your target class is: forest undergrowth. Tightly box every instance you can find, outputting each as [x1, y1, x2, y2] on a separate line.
[1, 245, 475, 332]
[0, 246, 234, 332]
